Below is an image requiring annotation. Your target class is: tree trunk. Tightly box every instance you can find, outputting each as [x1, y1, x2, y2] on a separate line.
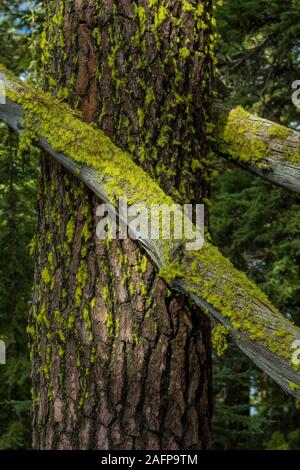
[30, 0, 214, 449]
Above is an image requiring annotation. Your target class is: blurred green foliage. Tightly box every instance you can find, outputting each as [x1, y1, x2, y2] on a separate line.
[0, 0, 41, 449]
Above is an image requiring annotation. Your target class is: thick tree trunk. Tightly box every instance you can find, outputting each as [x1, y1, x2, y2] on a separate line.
[30, 0, 214, 449]
[213, 104, 300, 195]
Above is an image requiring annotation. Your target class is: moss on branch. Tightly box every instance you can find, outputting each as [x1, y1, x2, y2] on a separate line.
[1, 66, 300, 396]
[215, 105, 300, 167]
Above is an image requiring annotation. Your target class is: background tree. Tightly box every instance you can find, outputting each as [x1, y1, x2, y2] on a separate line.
[212, 0, 300, 450]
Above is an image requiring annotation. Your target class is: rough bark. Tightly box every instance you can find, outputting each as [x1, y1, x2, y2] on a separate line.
[2, 68, 300, 401]
[23, 0, 214, 450]
[213, 104, 300, 195]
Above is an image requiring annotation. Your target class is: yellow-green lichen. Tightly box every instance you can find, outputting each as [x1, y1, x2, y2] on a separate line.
[83, 307, 92, 332]
[267, 123, 292, 140]
[289, 382, 300, 392]
[217, 107, 270, 166]
[4, 65, 299, 379]
[41, 267, 51, 285]
[160, 241, 299, 368]
[66, 218, 75, 244]
[74, 260, 88, 307]
[179, 46, 190, 59]
[140, 255, 148, 274]
[92, 27, 101, 46]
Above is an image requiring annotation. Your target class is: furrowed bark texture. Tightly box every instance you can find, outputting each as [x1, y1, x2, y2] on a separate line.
[29, 0, 214, 450]
[213, 104, 300, 195]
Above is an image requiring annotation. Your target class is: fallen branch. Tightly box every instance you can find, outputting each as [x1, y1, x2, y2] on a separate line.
[213, 103, 300, 195]
[1, 67, 300, 397]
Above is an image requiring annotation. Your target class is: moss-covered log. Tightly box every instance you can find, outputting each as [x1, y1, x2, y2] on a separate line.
[1, 68, 300, 398]
[214, 104, 300, 195]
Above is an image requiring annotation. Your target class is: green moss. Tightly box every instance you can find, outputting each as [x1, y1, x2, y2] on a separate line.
[83, 307, 92, 331]
[29, 236, 36, 257]
[2, 24, 211, 208]
[160, 242, 299, 367]
[75, 260, 88, 307]
[140, 255, 148, 274]
[17, 113, 38, 158]
[145, 87, 155, 108]
[35, 303, 50, 328]
[129, 281, 135, 296]
[26, 325, 35, 337]
[216, 106, 300, 166]
[108, 44, 120, 83]
[103, 285, 109, 304]
[57, 87, 70, 101]
[133, 332, 140, 346]
[40, 30, 47, 50]
[67, 311, 75, 329]
[182, 1, 195, 13]
[105, 311, 113, 328]
[267, 123, 292, 139]
[66, 218, 75, 244]
[47, 252, 54, 265]
[289, 382, 300, 392]
[4, 36, 298, 378]
[137, 107, 145, 128]
[212, 324, 229, 357]
[288, 146, 300, 163]
[153, 4, 168, 28]
[135, 5, 147, 36]
[141, 280, 147, 297]
[81, 222, 91, 242]
[115, 318, 120, 336]
[92, 27, 101, 46]
[157, 124, 171, 148]
[54, 309, 63, 325]
[182, 0, 204, 18]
